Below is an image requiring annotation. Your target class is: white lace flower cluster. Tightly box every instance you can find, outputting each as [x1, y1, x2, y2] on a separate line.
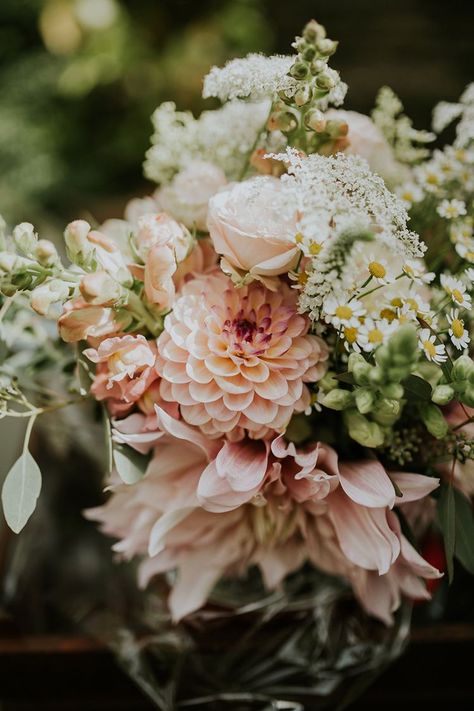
[432, 83, 474, 148]
[202, 54, 347, 109]
[144, 100, 271, 184]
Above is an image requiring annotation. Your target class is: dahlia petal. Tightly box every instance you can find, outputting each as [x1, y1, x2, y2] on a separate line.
[244, 395, 278, 425]
[181, 403, 212, 426]
[215, 374, 252, 394]
[189, 380, 222, 403]
[198, 460, 257, 512]
[215, 439, 268, 492]
[161, 338, 188, 363]
[169, 550, 225, 621]
[162, 360, 190, 384]
[329, 489, 400, 573]
[339, 460, 396, 509]
[390, 472, 440, 503]
[211, 413, 241, 432]
[205, 355, 240, 377]
[264, 337, 292, 358]
[171, 382, 195, 406]
[222, 390, 254, 411]
[154, 405, 218, 459]
[148, 507, 195, 557]
[204, 398, 238, 421]
[186, 357, 213, 384]
[240, 361, 270, 383]
[255, 371, 288, 400]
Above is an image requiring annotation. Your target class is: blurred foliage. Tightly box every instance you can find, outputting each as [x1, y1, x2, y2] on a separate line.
[0, 0, 272, 228]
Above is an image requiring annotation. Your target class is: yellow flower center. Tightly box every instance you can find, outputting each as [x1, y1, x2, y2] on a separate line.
[295, 232, 304, 244]
[380, 308, 397, 322]
[344, 326, 358, 343]
[402, 191, 414, 202]
[452, 289, 464, 303]
[368, 328, 383, 344]
[451, 319, 465, 338]
[309, 241, 322, 255]
[391, 297, 403, 308]
[368, 261, 386, 279]
[423, 340, 436, 357]
[335, 305, 353, 320]
[426, 173, 439, 185]
[298, 271, 308, 285]
[406, 298, 419, 311]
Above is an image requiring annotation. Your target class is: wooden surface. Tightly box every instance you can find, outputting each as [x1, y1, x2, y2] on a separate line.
[0, 625, 473, 710]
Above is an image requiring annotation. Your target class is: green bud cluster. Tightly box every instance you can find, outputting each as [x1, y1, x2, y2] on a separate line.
[322, 325, 420, 448]
[270, 20, 345, 152]
[382, 427, 423, 466]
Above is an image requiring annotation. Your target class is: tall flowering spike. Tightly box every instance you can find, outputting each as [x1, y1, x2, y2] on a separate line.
[155, 272, 328, 439]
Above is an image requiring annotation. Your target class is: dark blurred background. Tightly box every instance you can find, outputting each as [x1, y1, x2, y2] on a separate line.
[1, 0, 473, 233]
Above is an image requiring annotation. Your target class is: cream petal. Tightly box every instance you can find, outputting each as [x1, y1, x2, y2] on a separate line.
[240, 361, 270, 383]
[189, 380, 222, 403]
[255, 371, 288, 400]
[222, 390, 255, 411]
[181, 403, 212, 426]
[205, 355, 240, 377]
[204, 398, 238, 421]
[186, 356, 213, 384]
[162, 360, 190, 384]
[244, 395, 278, 425]
[171, 382, 195, 406]
[215, 374, 253, 394]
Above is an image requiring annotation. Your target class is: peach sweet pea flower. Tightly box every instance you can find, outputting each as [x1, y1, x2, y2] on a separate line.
[87, 408, 441, 624]
[155, 271, 328, 439]
[58, 299, 127, 343]
[84, 335, 158, 417]
[207, 176, 300, 287]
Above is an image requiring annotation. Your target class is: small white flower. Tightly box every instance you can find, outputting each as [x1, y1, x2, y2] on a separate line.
[437, 199, 467, 219]
[323, 296, 365, 328]
[418, 329, 448, 363]
[416, 164, 444, 192]
[464, 267, 474, 283]
[365, 255, 396, 285]
[455, 240, 474, 263]
[341, 324, 363, 353]
[447, 309, 470, 350]
[449, 220, 473, 245]
[358, 318, 397, 352]
[403, 260, 435, 285]
[440, 274, 472, 309]
[396, 183, 423, 208]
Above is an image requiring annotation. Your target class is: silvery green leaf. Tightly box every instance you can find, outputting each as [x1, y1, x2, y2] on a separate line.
[1, 450, 42, 533]
[113, 443, 148, 485]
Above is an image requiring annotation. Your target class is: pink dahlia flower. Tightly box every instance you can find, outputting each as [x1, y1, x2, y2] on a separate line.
[87, 408, 441, 624]
[155, 272, 328, 439]
[84, 335, 158, 417]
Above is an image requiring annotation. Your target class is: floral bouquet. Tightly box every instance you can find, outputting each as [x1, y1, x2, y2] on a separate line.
[1, 18, 474, 708]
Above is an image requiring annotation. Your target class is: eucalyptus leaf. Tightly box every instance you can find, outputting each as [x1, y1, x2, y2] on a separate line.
[453, 488, 474, 575]
[437, 482, 455, 583]
[1, 450, 42, 533]
[113, 443, 148, 485]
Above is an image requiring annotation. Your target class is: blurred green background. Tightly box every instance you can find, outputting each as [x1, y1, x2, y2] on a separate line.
[1, 0, 473, 233]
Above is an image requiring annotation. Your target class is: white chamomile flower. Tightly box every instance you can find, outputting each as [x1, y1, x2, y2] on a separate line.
[418, 329, 448, 363]
[358, 318, 397, 352]
[450, 219, 473, 245]
[455, 240, 474, 264]
[365, 255, 396, 285]
[447, 309, 470, 350]
[416, 164, 444, 193]
[464, 267, 474, 284]
[341, 324, 363, 353]
[403, 260, 435, 285]
[437, 199, 467, 219]
[440, 274, 472, 309]
[396, 183, 423, 208]
[323, 296, 365, 329]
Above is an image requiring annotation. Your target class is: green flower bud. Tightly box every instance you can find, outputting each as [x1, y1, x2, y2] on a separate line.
[372, 398, 401, 426]
[452, 354, 474, 382]
[310, 59, 327, 75]
[419, 403, 448, 439]
[432, 384, 455, 406]
[374, 345, 391, 369]
[461, 386, 474, 408]
[352, 361, 372, 386]
[355, 388, 375, 414]
[344, 410, 385, 448]
[303, 19, 326, 43]
[317, 38, 338, 57]
[322, 388, 353, 411]
[304, 108, 326, 132]
[319, 371, 338, 392]
[13, 222, 37, 255]
[316, 72, 336, 91]
[386, 365, 411, 383]
[368, 366, 384, 386]
[301, 45, 317, 62]
[289, 61, 310, 80]
[388, 324, 418, 359]
[268, 111, 298, 133]
[294, 85, 313, 107]
[380, 383, 404, 399]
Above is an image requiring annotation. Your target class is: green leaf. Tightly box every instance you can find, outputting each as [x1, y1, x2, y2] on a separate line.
[453, 488, 474, 575]
[402, 374, 432, 402]
[113, 443, 148, 485]
[334, 372, 356, 385]
[437, 482, 455, 583]
[1, 450, 42, 534]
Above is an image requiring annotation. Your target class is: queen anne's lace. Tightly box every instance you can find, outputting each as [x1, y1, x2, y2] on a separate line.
[144, 100, 271, 184]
